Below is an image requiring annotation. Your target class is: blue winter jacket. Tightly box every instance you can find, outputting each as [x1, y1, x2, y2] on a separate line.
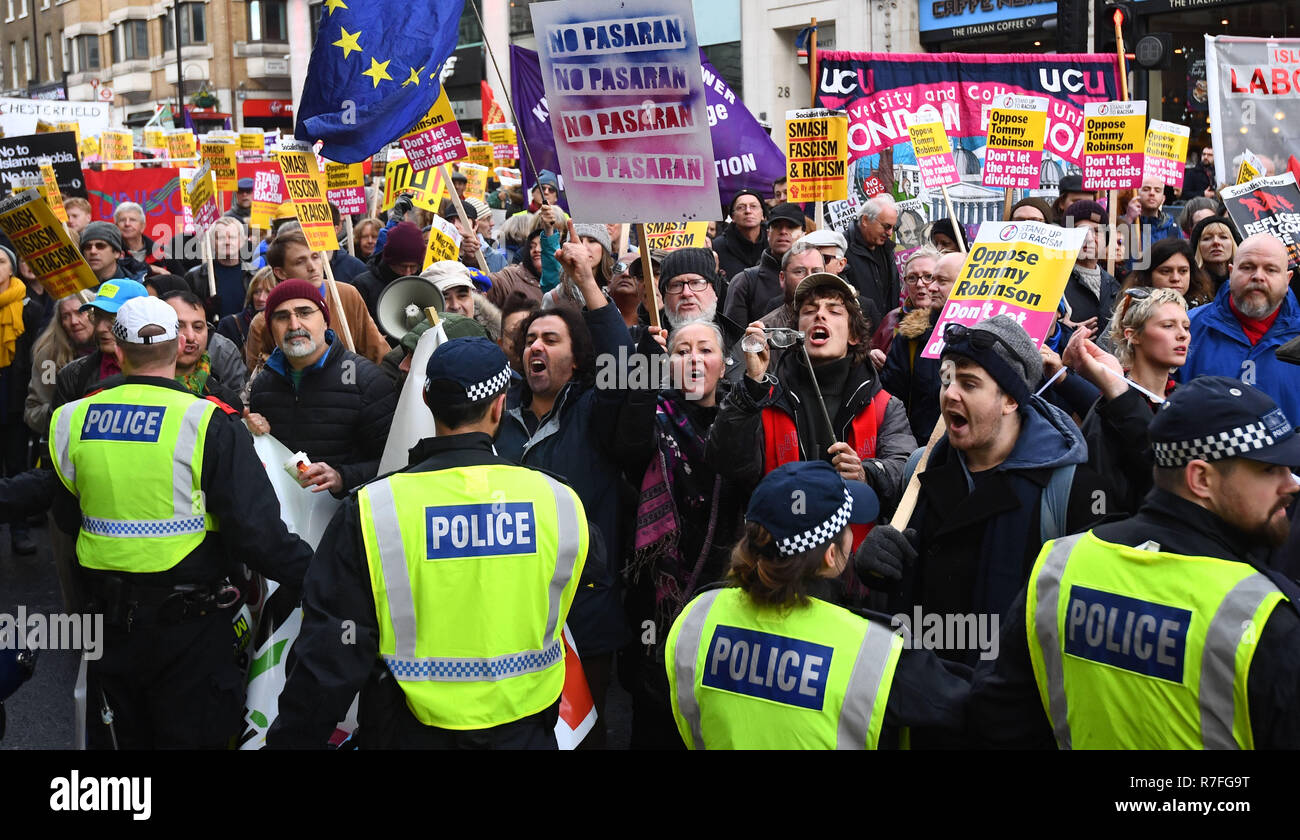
[1180, 283, 1300, 424]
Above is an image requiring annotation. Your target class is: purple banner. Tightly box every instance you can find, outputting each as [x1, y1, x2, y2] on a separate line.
[511, 44, 785, 218]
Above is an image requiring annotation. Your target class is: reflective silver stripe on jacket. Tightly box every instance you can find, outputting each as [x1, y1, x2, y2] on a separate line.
[1200, 573, 1279, 749]
[52, 404, 77, 487]
[671, 588, 721, 750]
[1032, 534, 1085, 750]
[369, 473, 583, 680]
[835, 625, 898, 750]
[172, 399, 212, 518]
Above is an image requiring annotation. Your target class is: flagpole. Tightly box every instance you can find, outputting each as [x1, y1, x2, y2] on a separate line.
[441, 163, 491, 273]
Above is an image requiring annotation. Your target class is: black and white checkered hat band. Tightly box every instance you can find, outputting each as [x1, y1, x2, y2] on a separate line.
[776, 488, 853, 556]
[1153, 421, 1279, 467]
[464, 364, 512, 401]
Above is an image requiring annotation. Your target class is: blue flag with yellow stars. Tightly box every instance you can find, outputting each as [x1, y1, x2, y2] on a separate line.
[295, 0, 465, 163]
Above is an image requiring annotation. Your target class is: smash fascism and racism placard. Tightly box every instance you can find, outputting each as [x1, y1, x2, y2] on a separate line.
[530, 0, 720, 222]
[278, 139, 338, 253]
[923, 221, 1087, 359]
[466, 141, 494, 169]
[186, 163, 220, 232]
[784, 108, 848, 202]
[642, 220, 708, 249]
[908, 117, 960, 190]
[201, 136, 240, 193]
[423, 214, 463, 269]
[99, 130, 133, 171]
[1222, 173, 1300, 267]
[400, 91, 468, 172]
[981, 94, 1048, 189]
[166, 129, 197, 163]
[1082, 100, 1145, 191]
[0, 189, 98, 298]
[1143, 119, 1191, 189]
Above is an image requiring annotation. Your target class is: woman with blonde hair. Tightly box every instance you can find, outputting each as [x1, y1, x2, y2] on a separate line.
[23, 294, 94, 436]
[1066, 287, 1191, 513]
[1189, 215, 1238, 294]
[352, 217, 382, 261]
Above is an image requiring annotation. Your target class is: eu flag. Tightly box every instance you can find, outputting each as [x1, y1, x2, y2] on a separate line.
[295, 0, 465, 163]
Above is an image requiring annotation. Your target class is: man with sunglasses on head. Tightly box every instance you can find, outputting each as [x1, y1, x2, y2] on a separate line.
[244, 280, 397, 496]
[843, 195, 902, 324]
[855, 317, 1111, 703]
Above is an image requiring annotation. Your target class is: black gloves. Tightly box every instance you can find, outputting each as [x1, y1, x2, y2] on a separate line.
[390, 195, 414, 223]
[853, 525, 918, 594]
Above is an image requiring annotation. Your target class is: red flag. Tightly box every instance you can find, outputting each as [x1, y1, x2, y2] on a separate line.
[84, 167, 184, 257]
[481, 80, 506, 138]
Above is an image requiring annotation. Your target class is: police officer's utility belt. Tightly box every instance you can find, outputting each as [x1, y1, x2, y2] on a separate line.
[85, 575, 241, 631]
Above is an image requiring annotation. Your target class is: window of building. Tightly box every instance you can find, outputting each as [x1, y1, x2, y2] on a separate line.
[18, 0, 26, 17]
[113, 19, 148, 63]
[41, 0, 49, 9]
[44, 33, 52, 79]
[702, 42, 742, 101]
[163, 2, 207, 50]
[309, 1, 321, 45]
[74, 33, 98, 71]
[509, 0, 540, 38]
[5, 0, 12, 21]
[9, 42, 16, 87]
[249, 0, 288, 42]
[22, 37, 31, 82]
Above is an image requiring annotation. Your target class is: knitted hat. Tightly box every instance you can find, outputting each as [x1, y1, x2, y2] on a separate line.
[0, 244, 15, 272]
[657, 247, 717, 293]
[464, 197, 491, 222]
[1062, 199, 1107, 226]
[537, 170, 560, 190]
[264, 279, 329, 326]
[941, 314, 1042, 404]
[573, 223, 611, 256]
[81, 221, 124, 253]
[930, 218, 967, 247]
[729, 189, 768, 217]
[383, 221, 426, 266]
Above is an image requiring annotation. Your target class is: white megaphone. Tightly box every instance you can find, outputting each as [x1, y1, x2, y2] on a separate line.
[375, 275, 445, 339]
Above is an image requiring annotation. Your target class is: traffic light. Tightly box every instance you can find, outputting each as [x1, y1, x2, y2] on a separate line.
[1134, 33, 1173, 70]
[1104, 0, 1135, 45]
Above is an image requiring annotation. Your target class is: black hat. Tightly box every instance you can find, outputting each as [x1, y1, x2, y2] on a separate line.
[746, 462, 879, 556]
[1057, 173, 1092, 195]
[1062, 199, 1107, 225]
[1149, 376, 1300, 467]
[658, 247, 717, 293]
[729, 189, 768, 217]
[423, 337, 519, 406]
[768, 203, 806, 227]
[442, 201, 478, 222]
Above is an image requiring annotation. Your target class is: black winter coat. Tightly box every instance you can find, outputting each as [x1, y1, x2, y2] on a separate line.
[879, 309, 942, 443]
[352, 262, 401, 324]
[712, 222, 767, 286]
[248, 337, 397, 494]
[722, 250, 782, 327]
[843, 223, 900, 323]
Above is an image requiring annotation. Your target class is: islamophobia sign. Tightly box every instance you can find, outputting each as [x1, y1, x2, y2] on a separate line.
[530, 0, 719, 222]
[1206, 36, 1300, 192]
[0, 131, 85, 198]
[923, 221, 1086, 359]
[512, 44, 783, 216]
[815, 51, 1119, 203]
[1221, 173, 1300, 267]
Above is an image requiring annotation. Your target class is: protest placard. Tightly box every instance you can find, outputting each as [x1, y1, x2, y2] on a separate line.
[422, 215, 463, 269]
[0, 189, 98, 298]
[467, 141, 494, 169]
[143, 128, 168, 154]
[1236, 150, 1264, 185]
[457, 162, 489, 201]
[1222, 173, 1300, 267]
[324, 160, 367, 215]
[166, 129, 197, 163]
[186, 163, 220, 232]
[382, 150, 449, 212]
[0, 131, 85, 199]
[239, 131, 266, 163]
[981, 95, 1048, 190]
[201, 136, 239, 193]
[37, 161, 67, 223]
[1082, 100, 1146, 191]
[823, 193, 861, 231]
[243, 161, 287, 230]
[908, 118, 960, 191]
[642, 221, 708, 249]
[177, 167, 197, 234]
[488, 123, 519, 165]
[530, 0, 719, 223]
[784, 108, 848, 203]
[1143, 119, 1190, 189]
[99, 130, 133, 170]
[278, 139, 338, 252]
[400, 91, 468, 172]
[923, 221, 1086, 359]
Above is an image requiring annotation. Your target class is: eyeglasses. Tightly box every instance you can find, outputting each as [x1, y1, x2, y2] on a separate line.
[664, 277, 711, 294]
[269, 306, 322, 325]
[943, 322, 1022, 359]
[740, 327, 805, 354]
[904, 272, 936, 286]
[612, 261, 629, 275]
[785, 266, 815, 279]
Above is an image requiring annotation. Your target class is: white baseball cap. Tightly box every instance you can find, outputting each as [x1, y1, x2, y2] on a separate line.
[801, 229, 849, 255]
[112, 296, 180, 345]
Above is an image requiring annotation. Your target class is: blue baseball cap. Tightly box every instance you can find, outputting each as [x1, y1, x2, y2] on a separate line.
[1150, 376, 1300, 468]
[80, 279, 149, 315]
[745, 461, 879, 557]
[423, 336, 519, 406]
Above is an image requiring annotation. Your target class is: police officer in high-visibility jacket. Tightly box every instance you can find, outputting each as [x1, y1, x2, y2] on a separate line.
[269, 337, 595, 749]
[666, 461, 969, 749]
[970, 376, 1300, 748]
[48, 296, 313, 749]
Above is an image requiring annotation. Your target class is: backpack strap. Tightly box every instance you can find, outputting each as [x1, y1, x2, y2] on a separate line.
[1039, 463, 1078, 544]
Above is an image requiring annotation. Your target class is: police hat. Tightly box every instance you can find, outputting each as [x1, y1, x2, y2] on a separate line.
[1150, 376, 1300, 468]
[745, 461, 879, 557]
[423, 336, 519, 406]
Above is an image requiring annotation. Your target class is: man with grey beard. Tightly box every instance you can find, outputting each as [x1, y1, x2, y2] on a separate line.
[1181, 233, 1300, 425]
[655, 247, 744, 345]
[245, 279, 396, 496]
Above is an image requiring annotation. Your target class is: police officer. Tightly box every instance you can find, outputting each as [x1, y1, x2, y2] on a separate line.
[48, 296, 313, 749]
[666, 461, 969, 749]
[970, 376, 1300, 748]
[268, 337, 596, 749]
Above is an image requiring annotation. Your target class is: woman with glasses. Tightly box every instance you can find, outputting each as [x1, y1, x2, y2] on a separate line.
[880, 249, 959, 442]
[1065, 287, 1191, 513]
[1123, 237, 1214, 308]
[870, 246, 941, 360]
[1189, 215, 1239, 295]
